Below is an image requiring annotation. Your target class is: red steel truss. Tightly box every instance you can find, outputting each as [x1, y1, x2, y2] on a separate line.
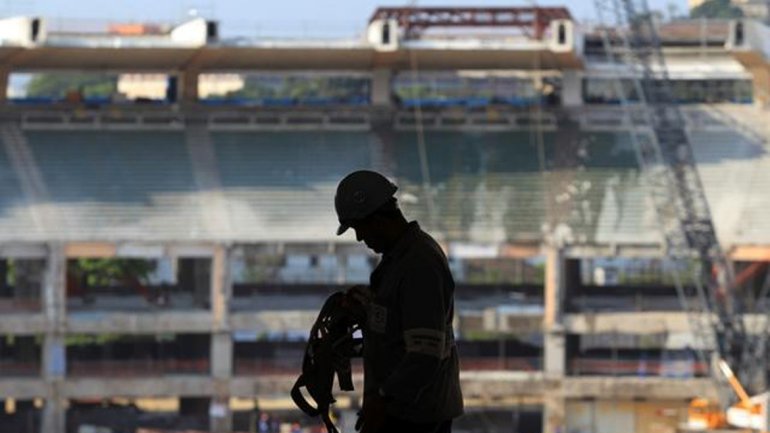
[368, 7, 572, 40]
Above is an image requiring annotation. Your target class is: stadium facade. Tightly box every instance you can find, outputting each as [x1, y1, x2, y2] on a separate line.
[0, 9, 770, 433]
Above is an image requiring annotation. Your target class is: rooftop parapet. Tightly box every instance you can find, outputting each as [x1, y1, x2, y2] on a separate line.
[0, 16, 218, 48]
[726, 19, 770, 65]
[0, 16, 44, 47]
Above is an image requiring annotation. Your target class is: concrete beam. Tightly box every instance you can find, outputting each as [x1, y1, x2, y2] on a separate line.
[730, 245, 770, 261]
[66, 312, 215, 334]
[0, 314, 46, 334]
[562, 377, 717, 400]
[1, 375, 714, 402]
[565, 312, 768, 337]
[230, 311, 316, 333]
[564, 244, 663, 258]
[459, 372, 555, 399]
[62, 377, 216, 398]
[64, 242, 116, 258]
[0, 379, 46, 399]
[565, 312, 691, 335]
[229, 374, 715, 401]
[0, 243, 48, 258]
[498, 243, 543, 259]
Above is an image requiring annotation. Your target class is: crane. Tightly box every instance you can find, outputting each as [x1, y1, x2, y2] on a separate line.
[592, 0, 769, 406]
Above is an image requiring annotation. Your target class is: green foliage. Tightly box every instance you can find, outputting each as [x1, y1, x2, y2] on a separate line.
[65, 333, 121, 346]
[65, 333, 176, 346]
[464, 259, 545, 285]
[4, 259, 14, 286]
[239, 255, 283, 283]
[26, 73, 117, 98]
[70, 259, 156, 287]
[224, 75, 369, 100]
[690, 0, 743, 19]
[461, 330, 535, 342]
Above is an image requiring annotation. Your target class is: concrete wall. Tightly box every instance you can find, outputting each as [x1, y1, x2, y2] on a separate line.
[566, 399, 687, 433]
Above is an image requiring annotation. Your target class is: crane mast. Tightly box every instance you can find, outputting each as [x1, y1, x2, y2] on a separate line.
[592, 0, 760, 398]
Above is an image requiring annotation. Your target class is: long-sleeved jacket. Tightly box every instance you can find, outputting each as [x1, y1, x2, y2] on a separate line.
[363, 221, 464, 423]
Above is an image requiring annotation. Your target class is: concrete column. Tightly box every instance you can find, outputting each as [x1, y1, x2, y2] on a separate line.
[561, 70, 582, 107]
[543, 246, 567, 433]
[749, 66, 770, 107]
[180, 69, 200, 104]
[211, 333, 232, 379]
[42, 244, 66, 433]
[209, 395, 232, 433]
[371, 68, 393, 107]
[544, 247, 566, 377]
[211, 245, 230, 330]
[0, 69, 9, 104]
[210, 245, 232, 433]
[544, 394, 567, 433]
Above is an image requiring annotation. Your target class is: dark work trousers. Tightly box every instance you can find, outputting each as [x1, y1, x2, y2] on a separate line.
[377, 415, 452, 433]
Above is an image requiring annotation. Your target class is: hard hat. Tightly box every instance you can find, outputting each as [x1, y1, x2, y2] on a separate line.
[334, 170, 398, 236]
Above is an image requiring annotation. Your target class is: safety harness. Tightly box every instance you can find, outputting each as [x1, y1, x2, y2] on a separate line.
[291, 291, 363, 433]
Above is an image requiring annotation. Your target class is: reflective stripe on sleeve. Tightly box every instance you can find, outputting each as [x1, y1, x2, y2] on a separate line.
[404, 328, 446, 358]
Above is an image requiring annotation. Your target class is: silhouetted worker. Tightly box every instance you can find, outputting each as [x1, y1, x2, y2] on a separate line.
[335, 170, 463, 433]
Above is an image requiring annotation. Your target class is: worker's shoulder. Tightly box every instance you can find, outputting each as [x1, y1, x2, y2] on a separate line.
[401, 229, 447, 266]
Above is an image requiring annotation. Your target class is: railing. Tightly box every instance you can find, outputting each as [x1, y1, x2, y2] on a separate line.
[67, 359, 210, 377]
[233, 357, 541, 376]
[0, 298, 42, 313]
[569, 358, 710, 377]
[67, 293, 208, 312]
[0, 361, 40, 376]
[567, 294, 699, 312]
[207, 110, 370, 131]
[577, 104, 759, 131]
[394, 109, 557, 131]
[20, 110, 185, 130]
[9, 103, 766, 132]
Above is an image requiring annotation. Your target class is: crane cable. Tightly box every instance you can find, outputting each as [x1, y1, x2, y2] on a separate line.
[406, 0, 439, 233]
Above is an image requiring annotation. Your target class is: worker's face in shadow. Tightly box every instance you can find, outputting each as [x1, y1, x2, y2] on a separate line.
[351, 215, 387, 254]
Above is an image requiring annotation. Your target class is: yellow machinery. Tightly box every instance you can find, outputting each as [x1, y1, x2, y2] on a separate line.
[684, 360, 769, 432]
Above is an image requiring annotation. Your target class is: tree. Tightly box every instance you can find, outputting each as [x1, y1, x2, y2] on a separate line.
[224, 75, 370, 100]
[26, 73, 116, 98]
[71, 259, 156, 287]
[690, 0, 743, 19]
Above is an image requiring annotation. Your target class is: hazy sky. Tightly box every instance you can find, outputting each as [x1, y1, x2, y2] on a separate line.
[6, 0, 688, 37]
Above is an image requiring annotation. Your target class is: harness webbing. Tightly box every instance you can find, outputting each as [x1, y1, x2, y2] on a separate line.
[291, 292, 363, 433]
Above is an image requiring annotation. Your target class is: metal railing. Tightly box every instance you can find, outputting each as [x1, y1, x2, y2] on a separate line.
[67, 359, 210, 377]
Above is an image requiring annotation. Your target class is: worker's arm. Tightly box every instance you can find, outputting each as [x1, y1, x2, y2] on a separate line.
[379, 262, 447, 404]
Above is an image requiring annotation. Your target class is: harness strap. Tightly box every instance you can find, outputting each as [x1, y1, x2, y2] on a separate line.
[290, 375, 321, 416]
[292, 291, 363, 433]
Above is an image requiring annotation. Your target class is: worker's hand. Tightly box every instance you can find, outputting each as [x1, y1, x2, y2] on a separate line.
[357, 393, 387, 433]
[342, 285, 373, 323]
[345, 284, 373, 306]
